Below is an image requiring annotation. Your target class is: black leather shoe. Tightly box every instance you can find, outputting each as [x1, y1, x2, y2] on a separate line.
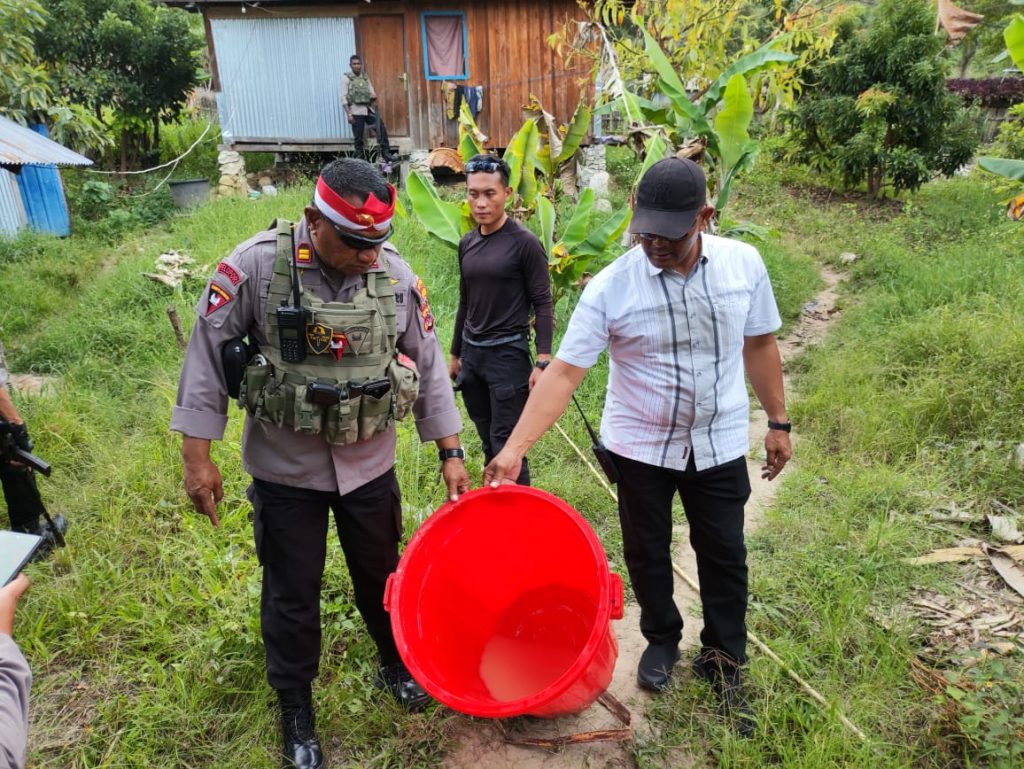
[637, 642, 680, 692]
[277, 685, 324, 769]
[375, 662, 432, 711]
[693, 649, 756, 738]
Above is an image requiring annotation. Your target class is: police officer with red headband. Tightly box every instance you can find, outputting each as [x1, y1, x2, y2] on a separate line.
[172, 158, 468, 769]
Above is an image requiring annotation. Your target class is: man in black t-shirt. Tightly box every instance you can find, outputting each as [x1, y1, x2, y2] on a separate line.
[448, 154, 554, 485]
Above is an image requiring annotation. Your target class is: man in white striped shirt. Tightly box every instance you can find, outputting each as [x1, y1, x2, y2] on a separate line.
[484, 158, 792, 736]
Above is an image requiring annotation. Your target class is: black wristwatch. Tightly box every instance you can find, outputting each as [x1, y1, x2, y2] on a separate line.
[767, 419, 792, 433]
[535, 360, 550, 370]
[438, 447, 466, 462]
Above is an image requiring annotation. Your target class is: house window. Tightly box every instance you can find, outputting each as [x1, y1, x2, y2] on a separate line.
[421, 12, 468, 80]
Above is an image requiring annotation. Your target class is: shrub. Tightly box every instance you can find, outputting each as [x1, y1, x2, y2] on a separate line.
[787, 0, 980, 197]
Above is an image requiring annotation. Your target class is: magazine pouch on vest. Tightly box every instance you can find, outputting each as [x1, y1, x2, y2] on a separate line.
[237, 219, 419, 445]
[348, 73, 372, 105]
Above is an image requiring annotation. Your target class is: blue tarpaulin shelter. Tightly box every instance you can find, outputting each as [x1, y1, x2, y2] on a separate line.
[0, 117, 93, 237]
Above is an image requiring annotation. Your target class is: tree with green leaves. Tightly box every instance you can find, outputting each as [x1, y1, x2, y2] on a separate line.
[978, 14, 1024, 217]
[34, 0, 204, 170]
[787, 0, 980, 197]
[0, 0, 107, 154]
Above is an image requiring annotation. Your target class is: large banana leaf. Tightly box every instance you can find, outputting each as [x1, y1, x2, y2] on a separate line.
[978, 156, 1024, 181]
[503, 120, 537, 196]
[714, 74, 754, 175]
[554, 188, 596, 256]
[458, 101, 486, 163]
[640, 26, 712, 136]
[524, 96, 562, 178]
[1006, 15, 1024, 73]
[518, 120, 541, 205]
[702, 42, 798, 108]
[535, 195, 555, 254]
[577, 205, 632, 257]
[555, 102, 593, 165]
[714, 144, 758, 213]
[406, 170, 463, 249]
[639, 132, 670, 181]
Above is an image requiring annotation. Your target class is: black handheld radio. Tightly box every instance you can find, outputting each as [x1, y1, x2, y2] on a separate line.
[277, 245, 309, 363]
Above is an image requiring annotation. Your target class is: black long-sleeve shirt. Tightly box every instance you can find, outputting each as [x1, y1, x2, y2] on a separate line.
[451, 218, 554, 357]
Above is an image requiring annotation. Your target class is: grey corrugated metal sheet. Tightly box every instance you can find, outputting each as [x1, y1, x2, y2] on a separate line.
[212, 16, 357, 143]
[0, 169, 28, 236]
[0, 116, 93, 168]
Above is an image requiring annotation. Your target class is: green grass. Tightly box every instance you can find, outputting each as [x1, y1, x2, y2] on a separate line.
[5, 158, 1016, 767]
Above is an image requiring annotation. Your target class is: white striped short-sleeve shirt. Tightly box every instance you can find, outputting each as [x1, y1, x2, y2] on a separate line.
[557, 234, 782, 472]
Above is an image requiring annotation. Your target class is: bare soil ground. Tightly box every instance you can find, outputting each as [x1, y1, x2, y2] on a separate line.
[441, 269, 845, 769]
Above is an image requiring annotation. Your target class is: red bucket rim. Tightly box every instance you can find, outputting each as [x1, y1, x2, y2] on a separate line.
[388, 485, 615, 718]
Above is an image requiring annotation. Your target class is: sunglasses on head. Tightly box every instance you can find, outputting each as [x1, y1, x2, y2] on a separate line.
[465, 158, 509, 175]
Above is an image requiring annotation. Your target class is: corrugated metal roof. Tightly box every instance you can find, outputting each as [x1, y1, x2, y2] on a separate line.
[0, 116, 93, 168]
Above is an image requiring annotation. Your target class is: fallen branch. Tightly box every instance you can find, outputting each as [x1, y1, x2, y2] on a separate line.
[505, 728, 633, 749]
[167, 305, 187, 351]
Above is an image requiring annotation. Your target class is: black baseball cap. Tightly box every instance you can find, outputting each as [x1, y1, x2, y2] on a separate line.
[628, 157, 707, 239]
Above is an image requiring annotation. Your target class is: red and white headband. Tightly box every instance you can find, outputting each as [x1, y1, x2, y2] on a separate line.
[314, 176, 396, 231]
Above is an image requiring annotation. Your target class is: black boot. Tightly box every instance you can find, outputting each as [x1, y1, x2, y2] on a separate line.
[375, 662, 432, 712]
[12, 514, 67, 562]
[277, 685, 324, 769]
[637, 641, 680, 692]
[692, 649, 756, 738]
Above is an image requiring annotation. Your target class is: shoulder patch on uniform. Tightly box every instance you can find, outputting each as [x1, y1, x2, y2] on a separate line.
[206, 283, 234, 316]
[296, 242, 313, 265]
[216, 260, 244, 286]
[412, 276, 435, 334]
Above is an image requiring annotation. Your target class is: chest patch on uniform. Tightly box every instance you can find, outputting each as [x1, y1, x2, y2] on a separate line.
[296, 242, 313, 265]
[216, 261, 243, 286]
[344, 325, 370, 354]
[330, 332, 348, 361]
[306, 323, 333, 354]
[206, 283, 233, 315]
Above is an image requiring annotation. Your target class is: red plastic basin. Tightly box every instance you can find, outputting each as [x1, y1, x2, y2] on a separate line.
[384, 485, 624, 718]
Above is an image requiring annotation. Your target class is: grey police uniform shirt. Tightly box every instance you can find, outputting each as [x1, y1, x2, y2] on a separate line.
[171, 218, 462, 496]
[0, 634, 30, 769]
[341, 72, 376, 117]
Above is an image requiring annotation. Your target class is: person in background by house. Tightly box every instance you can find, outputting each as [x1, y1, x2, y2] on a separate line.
[484, 158, 792, 738]
[0, 341, 67, 558]
[341, 54, 397, 163]
[172, 159, 468, 769]
[448, 154, 554, 486]
[0, 573, 32, 769]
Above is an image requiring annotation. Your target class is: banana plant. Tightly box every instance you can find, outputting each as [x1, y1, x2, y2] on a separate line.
[600, 18, 796, 216]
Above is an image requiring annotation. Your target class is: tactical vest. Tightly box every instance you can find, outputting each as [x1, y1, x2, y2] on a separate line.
[347, 73, 372, 105]
[237, 221, 420, 445]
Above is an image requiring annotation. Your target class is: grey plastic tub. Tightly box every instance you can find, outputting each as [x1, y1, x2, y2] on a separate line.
[169, 179, 211, 209]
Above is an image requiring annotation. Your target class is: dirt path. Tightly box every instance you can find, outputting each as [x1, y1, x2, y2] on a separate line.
[441, 267, 844, 769]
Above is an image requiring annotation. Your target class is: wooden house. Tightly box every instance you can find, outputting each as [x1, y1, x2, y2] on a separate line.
[165, 1, 590, 154]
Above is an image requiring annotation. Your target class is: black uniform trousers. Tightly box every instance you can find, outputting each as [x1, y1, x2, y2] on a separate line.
[250, 468, 403, 691]
[457, 337, 532, 486]
[1, 463, 44, 531]
[612, 451, 751, 664]
[352, 111, 393, 161]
